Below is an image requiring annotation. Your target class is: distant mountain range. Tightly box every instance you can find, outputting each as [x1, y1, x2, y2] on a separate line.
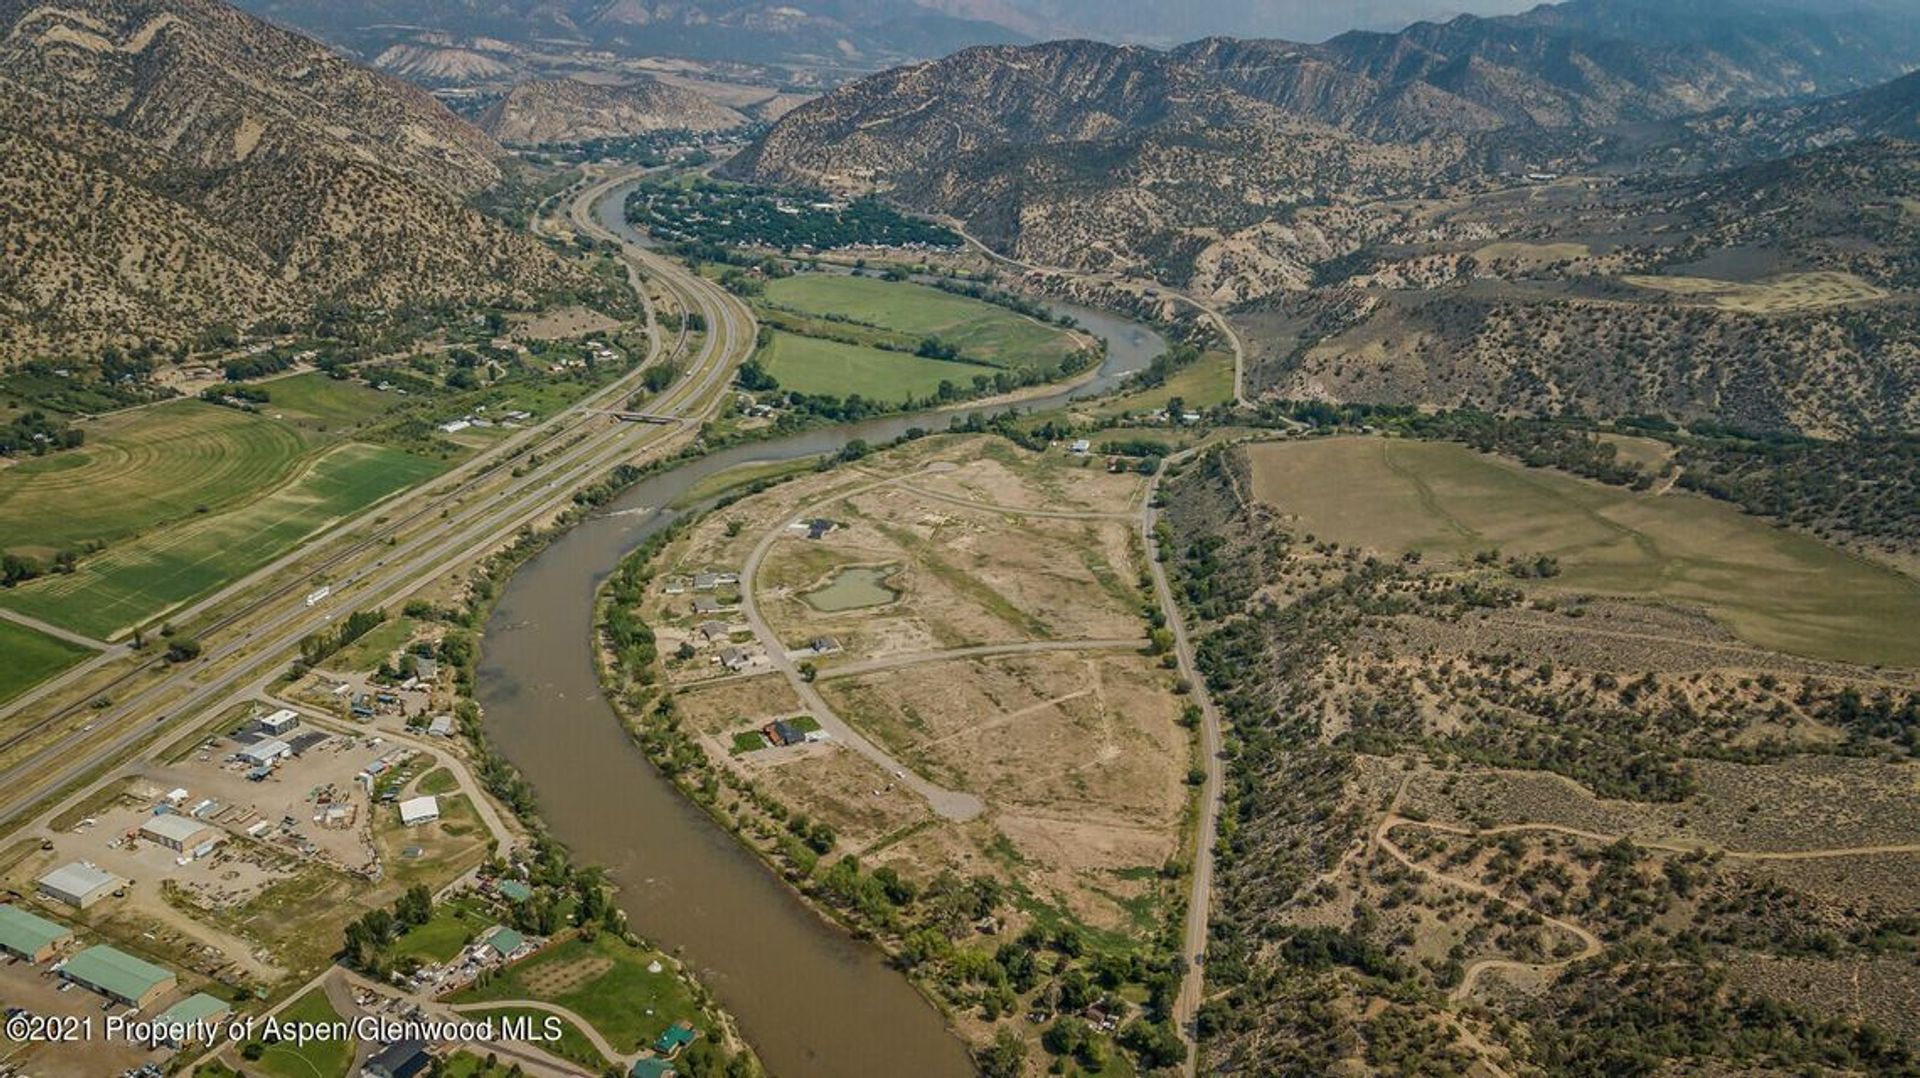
[0, 0, 582, 362]
[727, 0, 1920, 284]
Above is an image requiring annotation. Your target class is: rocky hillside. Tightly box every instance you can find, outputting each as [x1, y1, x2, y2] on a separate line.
[232, 0, 1025, 69]
[726, 0, 1920, 291]
[0, 0, 584, 363]
[478, 77, 747, 145]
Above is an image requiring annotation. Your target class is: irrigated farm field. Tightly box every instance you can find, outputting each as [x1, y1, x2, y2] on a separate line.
[757, 329, 987, 401]
[0, 400, 305, 557]
[762, 275, 1084, 368]
[1245, 437, 1920, 666]
[0, 619, 90, 703]
[0, 442, 442, 638]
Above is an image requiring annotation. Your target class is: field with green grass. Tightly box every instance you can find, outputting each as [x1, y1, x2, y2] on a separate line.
[452, 933, 702, 1055]
[262, 372, 403, 432]
[331, 617, 417, 672]
[763, 275, 1084, 368]
[0, 442, 443, 639]
[1080, 350, 1235, 419]
[392, 894, 488, 963]
[758, 330, 987, 402]
[0, 400, 306, 557]
[1246, 437, 1920, 667]
[249, 988, 353, 1078]
[0, 619, 91, 703]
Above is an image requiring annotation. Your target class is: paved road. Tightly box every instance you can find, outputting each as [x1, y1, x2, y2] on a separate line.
[0, 167, 756, 833]
[736, 469, 987, 822]
[1142, 451, 1227, 1074]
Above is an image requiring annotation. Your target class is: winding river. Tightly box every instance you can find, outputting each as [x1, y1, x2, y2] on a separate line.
[474, 184, 1166, 1076]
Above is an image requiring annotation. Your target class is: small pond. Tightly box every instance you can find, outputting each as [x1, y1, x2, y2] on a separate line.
[801, 566, 900, 612]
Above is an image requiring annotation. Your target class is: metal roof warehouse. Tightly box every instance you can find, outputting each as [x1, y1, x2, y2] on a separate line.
[60, 944, 177, 1006]
[0, 903, 73, 961]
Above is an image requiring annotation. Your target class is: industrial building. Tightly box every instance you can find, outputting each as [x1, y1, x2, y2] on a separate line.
[0, 903, 73, 961]
[37, 861, 123, 909]
[59, 944, 177, 1007]
[237, 738, 293, 767]
[398, 795, 440, 827]
[255, 708, 300, 737]
[154, 992, 231, 1042]
[362, 1038, 431, 1078]
[140, 813, 218, 853]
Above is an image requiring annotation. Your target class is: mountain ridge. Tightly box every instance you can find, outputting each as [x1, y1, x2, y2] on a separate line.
[0, 0, 586, 362]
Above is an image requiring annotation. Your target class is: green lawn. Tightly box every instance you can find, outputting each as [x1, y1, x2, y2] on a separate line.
[764, 275, 1083, 369]
[331, 617, 417, 672]
[0, 442, 443, 639]
[759, 331, 988, 403]
[250, 988, 353, 1078]
[417, 767, 460, 796]
[452, 933, 703, 1055]
[0, 618, 91, 703]
[392, 894, 487, 963]
[262, 371, 403, 432]
[0, 400, 306, 557]
[1246, 437, 1920, 667]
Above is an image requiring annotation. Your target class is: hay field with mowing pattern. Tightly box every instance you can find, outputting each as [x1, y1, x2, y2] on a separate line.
[0, 399, 305, 557]
[0, 442, 442, 638]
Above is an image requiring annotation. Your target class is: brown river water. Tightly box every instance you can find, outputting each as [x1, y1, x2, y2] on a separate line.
[474, 184, 1166, 1076]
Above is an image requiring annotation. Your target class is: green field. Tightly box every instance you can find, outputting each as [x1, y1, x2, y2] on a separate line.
[251, 988, 353, 1078]
[331, 617, 417, 672]
[452, 933, 702, 1055]
[0, 443, 443, 639]
[1082, 350, 1236, 419]
[392, 894, 487, 963]
[0, 400, 306, 557]
[759, 330, 988, 402]
[0, 619, 91, 703]
[763, 275, 1083, 368]
[262, 371, 404, 432]
[1245, 437, 1920, 667]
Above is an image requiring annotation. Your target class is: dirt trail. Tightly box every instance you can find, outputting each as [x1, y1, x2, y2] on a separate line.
[1389, 816, 1920, 862]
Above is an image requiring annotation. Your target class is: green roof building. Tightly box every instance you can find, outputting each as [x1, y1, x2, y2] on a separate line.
[60, 944, 177, 1007]
[154, 993, 230, 1041]
[497, 880, 533, 902]
[485, 926, 526, 958]
[0, 904, 72, 962]
[653, 1020, 697, 1056]
[631, 1058, 677, 1078]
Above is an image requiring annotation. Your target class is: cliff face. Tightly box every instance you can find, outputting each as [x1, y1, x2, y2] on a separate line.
[0, 0, 584, 362]
[478, 78, 748, 145]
